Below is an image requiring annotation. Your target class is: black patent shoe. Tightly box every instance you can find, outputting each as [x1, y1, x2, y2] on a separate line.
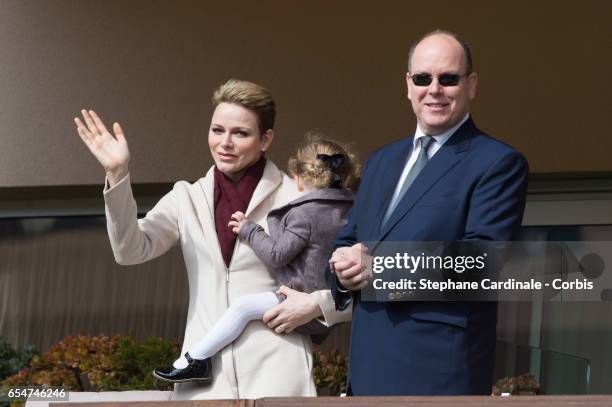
[153, 352, 212, 384]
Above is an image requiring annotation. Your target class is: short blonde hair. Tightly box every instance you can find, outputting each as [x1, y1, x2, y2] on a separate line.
[288, 131, 360, 189]
[212, 79, 275, 133]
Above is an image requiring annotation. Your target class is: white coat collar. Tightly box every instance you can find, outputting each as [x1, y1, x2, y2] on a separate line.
[197, 159, 283, 218]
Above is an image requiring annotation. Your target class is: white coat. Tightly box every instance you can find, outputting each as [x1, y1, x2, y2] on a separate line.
[103, 160, 349, 400]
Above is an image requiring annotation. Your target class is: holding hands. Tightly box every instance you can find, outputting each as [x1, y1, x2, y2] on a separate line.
[329, 243, 372, 291]
[74, 110, 130, 186]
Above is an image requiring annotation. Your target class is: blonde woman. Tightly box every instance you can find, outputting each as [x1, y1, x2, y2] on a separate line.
[153, 134, 358, 384]
[74, 80, 350, 399]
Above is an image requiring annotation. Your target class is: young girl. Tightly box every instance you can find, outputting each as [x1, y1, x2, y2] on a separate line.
[153, 132, 360, 383]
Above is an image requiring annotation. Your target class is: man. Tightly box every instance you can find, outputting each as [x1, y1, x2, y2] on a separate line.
[329, 30, 529, 395]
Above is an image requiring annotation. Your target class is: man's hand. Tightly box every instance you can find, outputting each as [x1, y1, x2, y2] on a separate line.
[330, 243, 372, 291]
[263, 286, 322, 334]
[228, 211, 247, 234]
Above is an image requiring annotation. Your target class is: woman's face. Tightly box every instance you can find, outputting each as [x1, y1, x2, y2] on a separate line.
[208, 102, 273, 182]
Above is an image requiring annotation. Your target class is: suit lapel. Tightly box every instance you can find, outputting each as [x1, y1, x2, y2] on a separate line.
[378, 120, 474, 240]
[370, 137, 415, 237]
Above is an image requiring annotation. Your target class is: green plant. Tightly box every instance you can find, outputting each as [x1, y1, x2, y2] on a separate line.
[0, 338, 39, 382]
[312, 350, 347, 396]
[112, 336, 180, 390]
[492, 372, 541, 395]
[1, 334, 180, 392]
[4, 335, 350, 396]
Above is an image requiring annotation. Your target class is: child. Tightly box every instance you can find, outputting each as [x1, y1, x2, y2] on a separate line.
[153, 132, 359, 383]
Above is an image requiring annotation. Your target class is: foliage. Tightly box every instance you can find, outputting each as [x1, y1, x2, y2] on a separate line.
[312, 349, 347, 396]
[492, 372, 541, 395]
[3, 335, 350, 397]
[1, 335, 179, 392]
[0, 338, 39, 382]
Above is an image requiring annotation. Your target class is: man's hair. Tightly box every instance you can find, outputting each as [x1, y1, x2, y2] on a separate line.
[212, 79, 276, 133]
[407, 29, 473, 74]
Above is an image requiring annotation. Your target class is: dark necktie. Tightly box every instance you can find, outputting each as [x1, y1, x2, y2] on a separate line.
[382, 135, 435, 228]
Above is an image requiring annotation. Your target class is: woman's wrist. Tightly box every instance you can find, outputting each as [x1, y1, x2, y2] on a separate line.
[308, 296, 323, 320]
[106, 165, 129, 187]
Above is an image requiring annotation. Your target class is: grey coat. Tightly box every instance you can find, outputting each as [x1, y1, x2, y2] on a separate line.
[238, 187, 354, 337]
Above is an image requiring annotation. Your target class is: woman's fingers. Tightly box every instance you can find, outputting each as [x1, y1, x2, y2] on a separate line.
[263, 298, 298, 334]
[76, 125, 95, 152]
[262, 306, 278, 324]
[74, 109, 130, 179]
[276, 285, 290, 297]
[89, 110, 109, 135]
[81, 109, 101, 136]
[275, 321, 296, 334]
[113, 122, 126, 142]
[74, 117, 89, 135]
[263, 308, 286, 328]
[75, 118, 93, 144]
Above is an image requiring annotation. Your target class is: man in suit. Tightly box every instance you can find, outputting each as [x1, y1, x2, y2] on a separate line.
[329, 30, 529, 395]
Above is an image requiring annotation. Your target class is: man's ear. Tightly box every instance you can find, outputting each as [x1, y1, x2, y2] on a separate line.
[467, 72, 478, 100]
[406, 72, 413, 100]
[261, 129, 274, 152]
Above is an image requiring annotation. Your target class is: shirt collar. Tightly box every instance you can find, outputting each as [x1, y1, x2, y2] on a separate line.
[413, 113, 470, 149]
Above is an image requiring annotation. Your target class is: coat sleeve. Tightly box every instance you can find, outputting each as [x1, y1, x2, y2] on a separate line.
[238, 211, 310, 268]
[464, 150, 529, 241]
[327, 155, 375, 310]
[104, 173, 180, 265]
[310, 289, 352, 326]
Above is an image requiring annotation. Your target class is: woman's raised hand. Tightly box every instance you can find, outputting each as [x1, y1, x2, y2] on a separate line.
[75, 109, 130, 186]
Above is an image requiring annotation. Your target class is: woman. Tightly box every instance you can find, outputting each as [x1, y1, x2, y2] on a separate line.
[74, 79, 350, 399]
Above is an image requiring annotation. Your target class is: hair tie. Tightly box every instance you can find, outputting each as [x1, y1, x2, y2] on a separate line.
[316, 153, 346, 188]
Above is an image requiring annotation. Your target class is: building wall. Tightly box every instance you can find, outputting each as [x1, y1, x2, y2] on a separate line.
[0, 0, 610, 187]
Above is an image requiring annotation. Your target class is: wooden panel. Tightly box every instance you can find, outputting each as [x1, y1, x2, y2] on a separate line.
[54, 395, 612, 407]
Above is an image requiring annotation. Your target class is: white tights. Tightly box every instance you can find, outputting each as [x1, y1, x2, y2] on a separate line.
[173, 291, 280, 368]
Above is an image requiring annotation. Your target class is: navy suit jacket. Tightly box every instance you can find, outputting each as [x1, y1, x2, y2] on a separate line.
[331, 117, 529, 395]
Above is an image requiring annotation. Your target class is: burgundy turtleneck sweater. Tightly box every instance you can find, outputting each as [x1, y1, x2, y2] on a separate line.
[213, 157, 266, 267]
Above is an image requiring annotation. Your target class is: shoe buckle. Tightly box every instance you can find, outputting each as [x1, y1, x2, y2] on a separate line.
[185, 352, 195, 365]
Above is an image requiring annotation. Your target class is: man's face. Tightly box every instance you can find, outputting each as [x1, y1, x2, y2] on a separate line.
[407, 34, 477, 135]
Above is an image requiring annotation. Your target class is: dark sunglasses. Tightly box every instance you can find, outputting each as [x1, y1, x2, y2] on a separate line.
[409, 73, 467, 87]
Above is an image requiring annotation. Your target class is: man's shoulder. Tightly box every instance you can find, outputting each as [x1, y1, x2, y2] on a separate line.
[469, 130, 526, 163]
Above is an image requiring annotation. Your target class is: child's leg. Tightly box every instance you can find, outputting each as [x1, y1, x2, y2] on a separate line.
[173, 291, 280, 368]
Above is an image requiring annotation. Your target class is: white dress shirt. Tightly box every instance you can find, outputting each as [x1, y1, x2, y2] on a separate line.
[335, 114, 470, 293]
[385, 113, 470, 211]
